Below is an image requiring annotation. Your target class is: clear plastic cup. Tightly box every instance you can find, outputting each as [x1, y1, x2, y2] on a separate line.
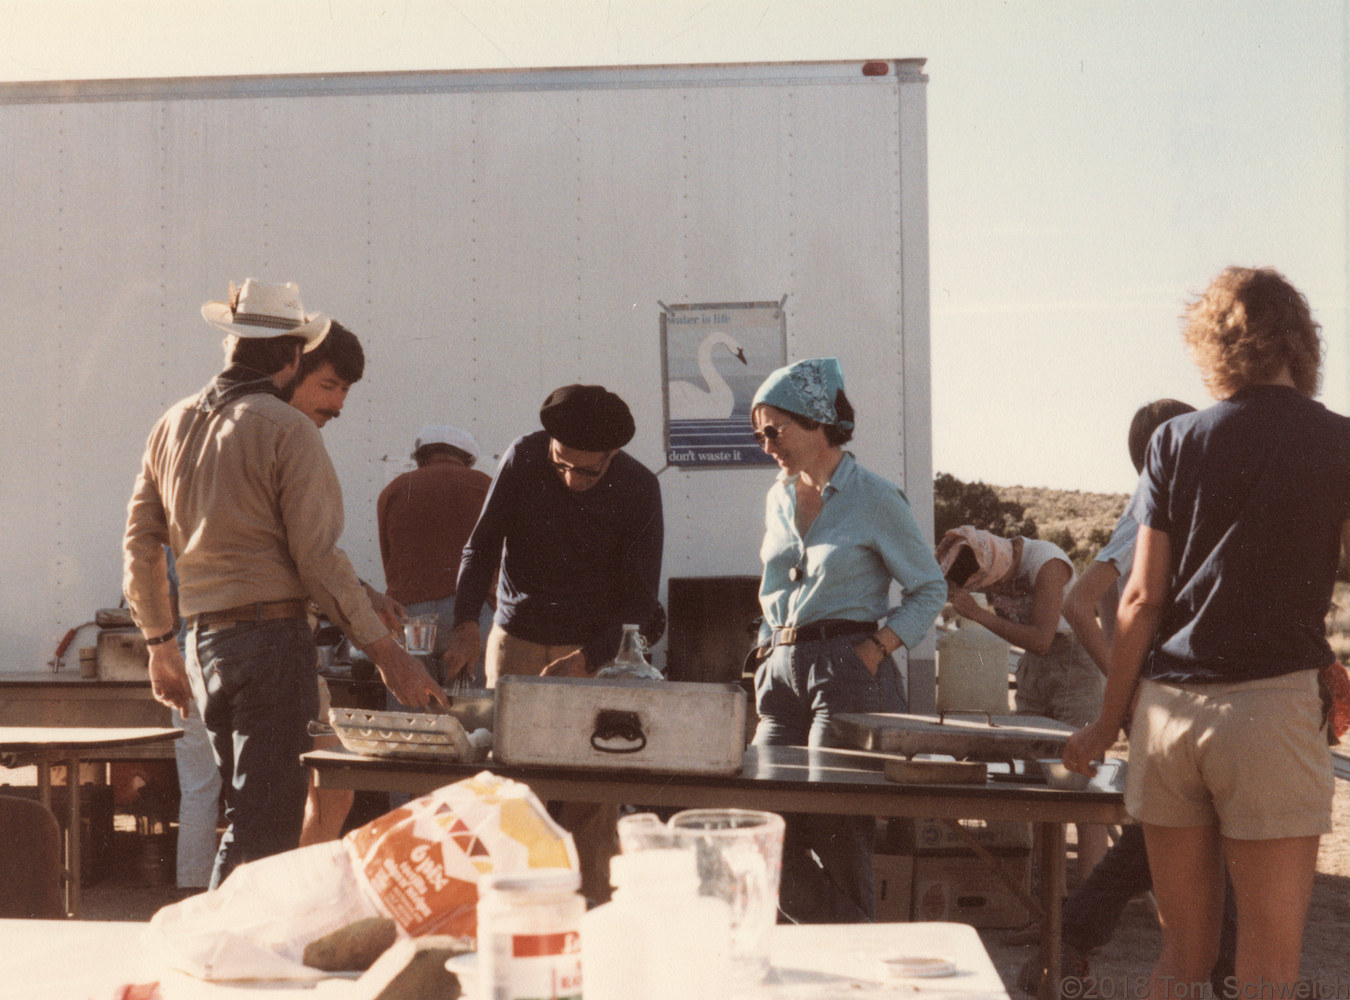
[402, 613, 437, 655]
[618, 808, 784, 985]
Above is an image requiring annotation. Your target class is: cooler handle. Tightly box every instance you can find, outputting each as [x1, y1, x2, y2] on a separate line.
[591, 709, 647, 754]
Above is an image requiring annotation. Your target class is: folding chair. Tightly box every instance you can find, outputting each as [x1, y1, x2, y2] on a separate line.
[0, 794, 66, 918]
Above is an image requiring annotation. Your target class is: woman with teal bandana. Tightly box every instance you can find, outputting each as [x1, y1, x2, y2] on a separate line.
[749, 357, 946, 922]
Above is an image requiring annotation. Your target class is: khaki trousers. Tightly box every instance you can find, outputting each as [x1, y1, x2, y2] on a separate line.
[486, 625, 620, 903]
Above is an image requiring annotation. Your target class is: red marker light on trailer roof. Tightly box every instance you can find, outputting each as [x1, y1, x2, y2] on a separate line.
[862, 61, 890, 77]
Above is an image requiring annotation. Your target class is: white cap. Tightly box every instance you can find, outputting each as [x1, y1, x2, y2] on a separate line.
[609, 849, 699, 895]
[412, 424, 480, 464]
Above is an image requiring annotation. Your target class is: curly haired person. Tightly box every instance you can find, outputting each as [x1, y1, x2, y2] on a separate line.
[1064, 267, 1343, 995]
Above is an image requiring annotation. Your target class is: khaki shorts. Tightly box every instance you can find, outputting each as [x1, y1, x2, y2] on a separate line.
[1125, 672, 1333, 839]
[485, 624, 583, 687]
[1014, 632, 1105, 728]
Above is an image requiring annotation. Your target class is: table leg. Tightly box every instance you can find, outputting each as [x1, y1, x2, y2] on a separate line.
[36, 758, 52, 810]
[65, 752, 82, 917]
[33, 757, 73, 916]
[1036, 821, 1066, 1000]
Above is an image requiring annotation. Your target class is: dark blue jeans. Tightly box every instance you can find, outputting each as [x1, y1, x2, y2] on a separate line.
[1061, 823, 1152, 950]
[189, 617, 318, 889]
[753, 634, 905, 923]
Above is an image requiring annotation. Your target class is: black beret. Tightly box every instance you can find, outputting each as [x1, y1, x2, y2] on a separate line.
[539, 384, 635, 451]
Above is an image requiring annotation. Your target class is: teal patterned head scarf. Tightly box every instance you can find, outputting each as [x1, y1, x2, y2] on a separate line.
[751, 357, 852, 430]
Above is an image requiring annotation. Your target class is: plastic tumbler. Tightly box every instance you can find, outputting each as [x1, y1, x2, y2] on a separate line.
[402, 613, 438, 655]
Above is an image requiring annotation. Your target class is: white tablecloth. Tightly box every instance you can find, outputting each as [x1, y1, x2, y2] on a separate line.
[0, 919, 1008, 999]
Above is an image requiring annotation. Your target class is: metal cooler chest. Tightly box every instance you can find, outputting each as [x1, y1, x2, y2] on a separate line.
[493, 675, 748, 775]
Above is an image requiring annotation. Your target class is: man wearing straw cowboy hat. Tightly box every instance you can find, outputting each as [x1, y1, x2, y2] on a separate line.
[123, 279, 448, 887]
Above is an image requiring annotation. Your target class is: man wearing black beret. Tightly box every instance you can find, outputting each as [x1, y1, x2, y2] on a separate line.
[443, 383, 664, 900]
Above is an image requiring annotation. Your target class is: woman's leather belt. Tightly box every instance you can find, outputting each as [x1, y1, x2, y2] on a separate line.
[192, 599, 308, 633]
[770, 619, 875, 648]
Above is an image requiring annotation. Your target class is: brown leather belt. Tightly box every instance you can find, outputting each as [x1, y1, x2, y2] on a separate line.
[192, 599, 309, 633]
[770, 619, 874, 648]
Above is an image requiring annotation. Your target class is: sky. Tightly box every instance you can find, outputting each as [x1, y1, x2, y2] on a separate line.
[2, 0, 1346, 494]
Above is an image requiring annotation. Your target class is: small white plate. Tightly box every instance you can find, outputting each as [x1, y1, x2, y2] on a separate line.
[881, 955, 957, 978]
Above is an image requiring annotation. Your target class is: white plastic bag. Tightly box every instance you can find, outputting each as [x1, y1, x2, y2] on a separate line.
[149, 772, 576, 981]
[148, 841, 374, 981]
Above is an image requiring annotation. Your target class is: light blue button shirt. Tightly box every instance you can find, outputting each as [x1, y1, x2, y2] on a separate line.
[1089, 480, 1145, 641]
[1096, 480, 1144, 575]
[757, 453, 946, 650]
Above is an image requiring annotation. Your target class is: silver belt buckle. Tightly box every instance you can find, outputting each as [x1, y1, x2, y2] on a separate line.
[776, 626, 798, 646]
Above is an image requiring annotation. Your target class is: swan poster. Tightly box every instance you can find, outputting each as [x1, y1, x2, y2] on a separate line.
[661, 301, 786, 468]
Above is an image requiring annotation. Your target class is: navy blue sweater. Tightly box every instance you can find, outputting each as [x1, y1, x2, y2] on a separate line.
[454, 431, 664, 667]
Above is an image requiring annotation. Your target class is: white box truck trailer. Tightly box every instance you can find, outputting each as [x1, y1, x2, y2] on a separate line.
[0, 59, 938, 706]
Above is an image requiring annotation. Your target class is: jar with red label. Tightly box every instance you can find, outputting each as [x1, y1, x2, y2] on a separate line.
[476, 868, 584, 1000]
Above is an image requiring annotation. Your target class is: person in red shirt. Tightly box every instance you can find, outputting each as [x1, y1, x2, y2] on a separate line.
[378, 424, 493, 692]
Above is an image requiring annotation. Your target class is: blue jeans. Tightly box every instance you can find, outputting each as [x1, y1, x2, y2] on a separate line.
[189, 617, 318, 889]
[752, 634, 905, 923]
[1061, 823, 1152, 950]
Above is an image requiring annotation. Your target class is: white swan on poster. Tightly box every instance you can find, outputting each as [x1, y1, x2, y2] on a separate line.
[668, 332, 748, 421]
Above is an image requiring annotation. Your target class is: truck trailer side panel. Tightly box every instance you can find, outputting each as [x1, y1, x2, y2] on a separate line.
[0, 61, 933, 692]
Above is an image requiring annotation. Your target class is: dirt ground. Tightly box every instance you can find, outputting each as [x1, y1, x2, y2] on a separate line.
[980, 763, 1350, 994]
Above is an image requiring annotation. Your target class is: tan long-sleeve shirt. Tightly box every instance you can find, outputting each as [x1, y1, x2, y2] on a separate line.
[122, 368, 387, 648]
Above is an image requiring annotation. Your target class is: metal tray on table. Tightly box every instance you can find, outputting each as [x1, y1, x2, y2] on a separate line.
[326, 707, 488, 762]
[831, 711, 1074, 762]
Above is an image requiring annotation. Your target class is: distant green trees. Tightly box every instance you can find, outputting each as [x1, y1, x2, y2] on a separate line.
[933, 472, 1038, 540]
[933, 472, 1114, 567]
[1041, 522, 1113, 566]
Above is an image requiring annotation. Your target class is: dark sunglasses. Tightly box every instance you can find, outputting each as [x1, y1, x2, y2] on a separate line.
[752, 422, 791, 446]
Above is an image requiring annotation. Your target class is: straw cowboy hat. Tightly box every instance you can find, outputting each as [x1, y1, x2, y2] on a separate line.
[201, 279, 331, 350]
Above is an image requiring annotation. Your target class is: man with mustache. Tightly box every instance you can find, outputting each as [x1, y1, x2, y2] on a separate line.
[288, 320, 363, 428]
[123, 279, 447, 887]
[280, 317, 412, 843]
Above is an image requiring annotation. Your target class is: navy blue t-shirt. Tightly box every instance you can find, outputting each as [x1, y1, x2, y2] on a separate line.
[1139, 384, 1350, 683]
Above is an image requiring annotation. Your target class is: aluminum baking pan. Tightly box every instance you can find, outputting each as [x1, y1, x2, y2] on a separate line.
[831, 710, 1074, 762]
[326, 707, 487, 762]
